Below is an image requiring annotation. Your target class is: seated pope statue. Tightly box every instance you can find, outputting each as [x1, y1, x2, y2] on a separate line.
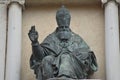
[28, 6, 98, 80]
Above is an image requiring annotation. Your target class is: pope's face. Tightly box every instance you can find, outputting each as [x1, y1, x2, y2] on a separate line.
[58, 26, 69, 31]
[56, 26, 71, 41]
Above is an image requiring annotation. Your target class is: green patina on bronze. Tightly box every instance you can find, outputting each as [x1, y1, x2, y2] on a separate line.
[28, 6, 98, 80]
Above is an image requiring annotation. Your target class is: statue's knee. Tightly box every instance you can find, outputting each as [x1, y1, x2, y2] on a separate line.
[61, 54, 70, 59]
[42, 55, 54, 63]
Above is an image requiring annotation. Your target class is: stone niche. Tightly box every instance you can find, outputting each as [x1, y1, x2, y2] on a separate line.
[22, 0, 105, 80]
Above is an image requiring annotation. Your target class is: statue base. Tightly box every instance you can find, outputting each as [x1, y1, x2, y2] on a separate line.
[47, 78, 101, 80]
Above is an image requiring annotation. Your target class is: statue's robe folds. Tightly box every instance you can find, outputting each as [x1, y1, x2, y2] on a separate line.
[30, 31, 98, 80]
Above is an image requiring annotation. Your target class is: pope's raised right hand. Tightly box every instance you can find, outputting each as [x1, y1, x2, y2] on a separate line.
[28, 26, 38, 43]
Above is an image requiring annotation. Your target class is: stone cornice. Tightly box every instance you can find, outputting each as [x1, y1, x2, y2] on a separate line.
[26, 0, 99, 6]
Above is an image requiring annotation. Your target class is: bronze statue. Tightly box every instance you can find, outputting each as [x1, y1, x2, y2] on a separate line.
[28, 6, 98, 80]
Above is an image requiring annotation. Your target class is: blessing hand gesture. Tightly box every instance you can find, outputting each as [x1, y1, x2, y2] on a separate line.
[28, 26, 38, 43]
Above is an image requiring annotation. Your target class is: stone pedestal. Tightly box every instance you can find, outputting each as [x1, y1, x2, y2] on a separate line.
[47, 78, 101, 80]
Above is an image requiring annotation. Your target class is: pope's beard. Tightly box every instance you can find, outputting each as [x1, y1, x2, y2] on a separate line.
[56, 28, 72, 41]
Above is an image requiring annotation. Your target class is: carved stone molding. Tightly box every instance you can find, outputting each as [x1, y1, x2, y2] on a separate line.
[0, 0, 25, 7]
[101, 0, 120, 7]
[9, 0, 25, 5]
[101, 0, 120, 4]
